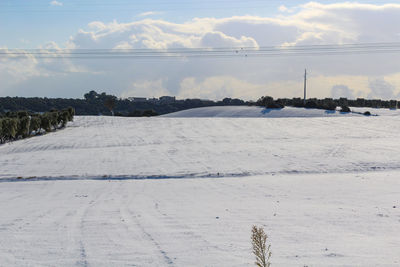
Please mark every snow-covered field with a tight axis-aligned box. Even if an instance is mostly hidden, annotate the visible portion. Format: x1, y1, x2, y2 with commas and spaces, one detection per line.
1, 106, 399, 266
162, 105, 400, 118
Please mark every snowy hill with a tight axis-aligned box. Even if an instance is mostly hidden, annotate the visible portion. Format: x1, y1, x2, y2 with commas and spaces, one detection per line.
163, 105, 400, 118
1, 108, 400, 266
1, 111, 400, 180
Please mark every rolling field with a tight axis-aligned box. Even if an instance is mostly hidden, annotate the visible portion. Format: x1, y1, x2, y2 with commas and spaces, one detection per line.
0, 106, 399, 266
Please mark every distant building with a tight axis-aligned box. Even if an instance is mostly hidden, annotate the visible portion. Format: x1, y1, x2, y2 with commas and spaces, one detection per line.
128, 97, 147, 102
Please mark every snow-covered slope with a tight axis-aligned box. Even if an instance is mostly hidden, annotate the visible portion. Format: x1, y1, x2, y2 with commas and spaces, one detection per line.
1, 172, 399, 266
1, 109, 400, 266
163, 105, 400, 118
1, 113, 400, 179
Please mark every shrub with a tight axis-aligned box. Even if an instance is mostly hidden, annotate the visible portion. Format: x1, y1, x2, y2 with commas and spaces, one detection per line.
59, 110, 70, 128
17, 111, 29, 118
29, 116, 41, 134
340, 106, 351, 113
40, 113, 52, 132
0, 119, 3, 143
16, 116, 31, 138
257, 96, 284, 109
1, 118, 18, 141
364, 111, 371, 116
251, 225, 271, 267
142, 109, 158, 117
305, 100, 317, 109
323, 102, 337, 111
67, 107, 75, 121
128, 110, 142, 117
49, 111, 59, 130
0, 109, 73, 144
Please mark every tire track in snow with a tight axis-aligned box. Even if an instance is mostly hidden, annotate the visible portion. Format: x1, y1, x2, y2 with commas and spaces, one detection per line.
74, 186, 109, 267
118, 184, 175, 266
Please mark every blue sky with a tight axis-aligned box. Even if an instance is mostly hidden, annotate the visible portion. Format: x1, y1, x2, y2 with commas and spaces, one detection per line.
0, 0, 368, 48
1, 1, 400, 99
1, 0, 281, 48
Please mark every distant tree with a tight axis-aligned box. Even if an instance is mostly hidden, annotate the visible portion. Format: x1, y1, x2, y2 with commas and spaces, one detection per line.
17, 111, 29, 118
104, 96, 116, 116
0, 119, 3, 143
67, 107, 75, 121
40, 114, 52, 132
340, 106, 351, 113
29, 116, 41, 134
305, 100, 317, 109
142, 109, 158, 117
128, 110, 142, 117
16, 116, 31, 138
59, 110, 70, 128
257, 96, 284, 109
323, 102, 337, 111
49, 111, 59, 130
84, 90, 99, 101
1, 118, 18, 141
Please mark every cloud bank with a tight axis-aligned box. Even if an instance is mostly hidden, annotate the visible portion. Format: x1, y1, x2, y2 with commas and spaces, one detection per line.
1, 2, 400, 99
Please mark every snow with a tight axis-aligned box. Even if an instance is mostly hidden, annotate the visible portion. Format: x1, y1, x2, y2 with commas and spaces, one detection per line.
1, 109, 400, 179
0, 173, 399, 266
0, 106, 399, 266
162, 105, 400, 118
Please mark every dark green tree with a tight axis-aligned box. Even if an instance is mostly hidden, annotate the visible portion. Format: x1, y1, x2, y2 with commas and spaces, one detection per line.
1, 118, 18, 141
104, 96, 116, 116
40, 114, 52, 132
29, 116, 41, 134
16, 116, 31, 138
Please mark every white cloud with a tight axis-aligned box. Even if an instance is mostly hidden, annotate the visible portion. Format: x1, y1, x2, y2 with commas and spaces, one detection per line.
121, 79, 169, 98
278, 5, 289, 13
331, 85, 355, 99
138, 11, 163, 17
50, 1, 63, 7
2, 2, 400, 99
178, 76, 266, 100
368, 78, 400, 100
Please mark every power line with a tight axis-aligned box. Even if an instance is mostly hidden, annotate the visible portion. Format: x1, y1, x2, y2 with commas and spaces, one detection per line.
1, 42, 400, 59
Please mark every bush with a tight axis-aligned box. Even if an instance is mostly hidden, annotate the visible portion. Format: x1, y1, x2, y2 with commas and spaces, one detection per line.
40, 113, 52, 132
251, 225, 271, 267
0, 119, 2, 143
59, 110, 70, 127
323, 102, 337, 111
67, 107, 75, 120
50, 111, 59, 130
17, 111, 29, 118
0, 108, 74, 144
30, 116, 41, 134
364, 111, 371, 116
142, 109, 158, 117
16, 116, 31, 138
1, 118, 18, 142
340, 106, 351, 113
305, 101, 317, 108
257, 96, 285, 109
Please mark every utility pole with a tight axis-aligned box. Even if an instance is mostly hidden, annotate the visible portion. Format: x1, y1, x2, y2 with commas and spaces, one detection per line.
303, 69, 307, 105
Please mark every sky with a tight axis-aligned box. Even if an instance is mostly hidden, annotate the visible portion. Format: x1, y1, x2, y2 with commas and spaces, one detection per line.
1, 0, 400, 100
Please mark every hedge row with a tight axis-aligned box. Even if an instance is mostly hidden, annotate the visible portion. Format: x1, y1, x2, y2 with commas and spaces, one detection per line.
0, 107, 74, 144
256, 96, 399, 110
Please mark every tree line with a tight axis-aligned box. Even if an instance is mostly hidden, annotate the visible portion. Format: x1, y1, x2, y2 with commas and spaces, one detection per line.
1, 91, 398, 117
256, 96, 398, 113
0, 91, 248, 116
0, 107, 75, 144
